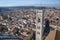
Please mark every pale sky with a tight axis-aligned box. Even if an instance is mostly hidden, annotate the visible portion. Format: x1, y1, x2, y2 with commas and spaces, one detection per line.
0, 0, 60, 7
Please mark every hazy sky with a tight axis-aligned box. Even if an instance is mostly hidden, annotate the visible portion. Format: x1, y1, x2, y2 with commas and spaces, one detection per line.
0, 0, 60, 7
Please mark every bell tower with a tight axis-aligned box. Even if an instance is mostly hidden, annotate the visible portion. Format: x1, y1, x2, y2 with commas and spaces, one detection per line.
36, 9, 44, 40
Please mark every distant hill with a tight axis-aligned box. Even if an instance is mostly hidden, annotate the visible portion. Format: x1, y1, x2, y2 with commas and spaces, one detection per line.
0, 6, 57, 12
